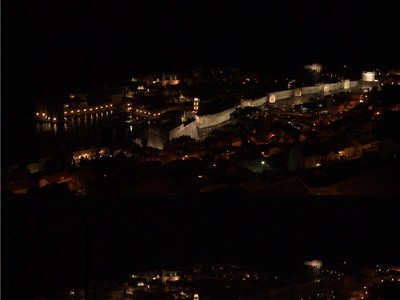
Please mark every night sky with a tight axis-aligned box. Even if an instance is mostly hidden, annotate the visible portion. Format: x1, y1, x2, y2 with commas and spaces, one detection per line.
3, 0, 400, 115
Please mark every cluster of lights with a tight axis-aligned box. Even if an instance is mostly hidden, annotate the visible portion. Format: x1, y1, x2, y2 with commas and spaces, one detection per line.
73, 150, 108, 162
64, 104, 113, 115
135, 109, 162, 117
36, 112, 57, 122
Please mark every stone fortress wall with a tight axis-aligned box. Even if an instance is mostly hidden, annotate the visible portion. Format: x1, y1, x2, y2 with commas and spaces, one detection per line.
195, 107, 239, 129
169, 120, 198, 140
194, 80, 360, 133
156, 78, 365, 147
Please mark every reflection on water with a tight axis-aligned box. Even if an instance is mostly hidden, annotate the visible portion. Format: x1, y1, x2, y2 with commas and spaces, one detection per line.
34, 111, 156, 155
5, 111, 127, 164
36, 111, 113, 135
36, 122, 58, 134
33, 110, 130, 151
6, 110, 154, 164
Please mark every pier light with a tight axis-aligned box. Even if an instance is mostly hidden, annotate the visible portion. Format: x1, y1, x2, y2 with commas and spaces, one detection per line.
77, 110, 80, 113
101, 106, 103, 109
64, 111, 67, 114
53, 117, 57, 121
105, 105, 108, 108
110, 104, 112, 107
36, 112, 39, 116
95, 107, 98, 110
71, 111, 74, 113
90, 108, 93, 111
83, 109, 86, 112
42, 113, 46, 116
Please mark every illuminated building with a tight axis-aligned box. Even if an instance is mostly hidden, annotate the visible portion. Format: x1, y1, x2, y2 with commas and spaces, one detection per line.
162, 270, 182, 283
361, 71, 376, 82
304, 64, 322, 72
193, 97, 200, 113
162, 73, 180, 86
360, 71, 380, 92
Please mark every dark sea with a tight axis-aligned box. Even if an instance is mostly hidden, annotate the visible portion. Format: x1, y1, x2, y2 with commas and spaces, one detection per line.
2, 107, 135, 168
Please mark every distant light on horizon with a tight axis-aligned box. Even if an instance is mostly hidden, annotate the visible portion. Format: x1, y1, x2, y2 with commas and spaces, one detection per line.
304, 260, 322, 269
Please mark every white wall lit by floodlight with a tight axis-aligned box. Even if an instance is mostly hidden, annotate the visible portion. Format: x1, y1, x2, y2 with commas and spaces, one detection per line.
269, 93, 276, 103
362, 71, 376, 82
342, 79, 350, 89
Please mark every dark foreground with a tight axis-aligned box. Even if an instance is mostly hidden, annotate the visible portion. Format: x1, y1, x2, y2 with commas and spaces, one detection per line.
2, 194, 400, 299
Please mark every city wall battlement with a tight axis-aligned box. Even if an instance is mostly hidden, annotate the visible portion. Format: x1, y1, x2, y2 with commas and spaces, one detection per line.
194, 81, 360, 131
151, 80, 365, 147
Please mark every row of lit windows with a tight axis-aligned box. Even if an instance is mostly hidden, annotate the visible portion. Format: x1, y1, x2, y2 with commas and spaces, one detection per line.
64, 104, 113, 115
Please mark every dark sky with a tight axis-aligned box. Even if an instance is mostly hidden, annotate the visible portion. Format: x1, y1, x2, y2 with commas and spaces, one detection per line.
3, 0, 400, 103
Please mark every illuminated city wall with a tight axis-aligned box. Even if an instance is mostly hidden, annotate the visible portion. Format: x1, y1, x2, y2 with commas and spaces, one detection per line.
268, 90, 294, 103
240, 96, 267, 108
341, 80, 359, 90
323, 83, 342, 93
169, 120, 198, 140
161, 80, 363, 142
342, 79, 350, 89
301, 86, 320, 95
196, 81, 362, 129
195, 106, 239, 129
240, 99, 252, 107
250, 96, 267, 107
148, 120, 199, 149
362, 71, 376, 82
349, 81, 358, 88
275, 90, 294, 100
